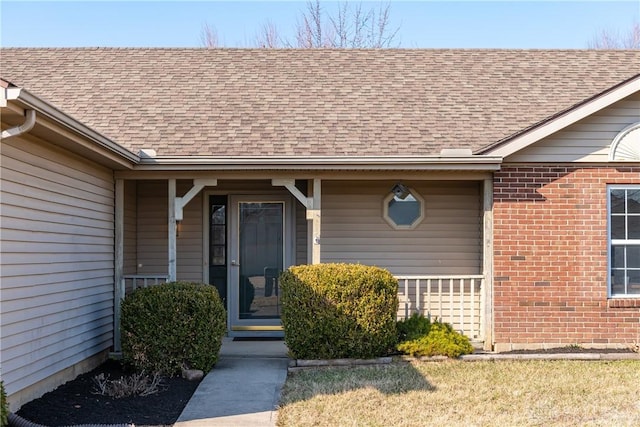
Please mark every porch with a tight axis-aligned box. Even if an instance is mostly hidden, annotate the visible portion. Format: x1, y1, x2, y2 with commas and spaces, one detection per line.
113, 173, 494, 350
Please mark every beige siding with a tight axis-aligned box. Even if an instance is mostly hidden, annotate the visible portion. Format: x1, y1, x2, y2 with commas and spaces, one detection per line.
0, 135, 114, 397
135, 179, 479, 279
136, 180, 203, 282
321, 180, 482, 276
123, 180, 137, 275
506, 93, 640, 162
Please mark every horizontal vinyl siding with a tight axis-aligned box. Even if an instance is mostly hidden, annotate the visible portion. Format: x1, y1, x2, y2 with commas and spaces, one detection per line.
136, 180, 203, 282
321, 180, 482, 276
506, 93, 640, 162
0, 135, 114, 396
123, 181, 137, 275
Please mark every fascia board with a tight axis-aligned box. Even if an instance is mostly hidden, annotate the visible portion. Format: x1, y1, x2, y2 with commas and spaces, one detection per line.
480, 75, 640, 157
7, 87, 139, 164
134, 155, 503, 171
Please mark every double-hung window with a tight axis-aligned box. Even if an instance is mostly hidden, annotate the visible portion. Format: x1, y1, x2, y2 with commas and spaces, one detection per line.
609, 185, 640, 297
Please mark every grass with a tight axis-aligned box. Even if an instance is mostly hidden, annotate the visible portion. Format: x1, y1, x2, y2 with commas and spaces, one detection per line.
277, 360, 640, 426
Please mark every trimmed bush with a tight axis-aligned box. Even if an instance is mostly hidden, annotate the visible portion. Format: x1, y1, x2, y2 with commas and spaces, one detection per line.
397, 320, 474, 358
121, 281, 226, 375
280, 263, 399, 359
397, 312, 432, 342
1, 381, 7, 427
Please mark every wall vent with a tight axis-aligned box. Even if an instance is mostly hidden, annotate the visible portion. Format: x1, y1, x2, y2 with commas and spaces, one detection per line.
609, 121, 640, 161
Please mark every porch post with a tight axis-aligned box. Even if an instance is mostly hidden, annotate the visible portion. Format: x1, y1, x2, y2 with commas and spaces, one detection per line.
168, 179, 177, 282
114, 179, 125, 352
482, 177, 494, 351
310, 178, 321, 264
271, 178, 322, 265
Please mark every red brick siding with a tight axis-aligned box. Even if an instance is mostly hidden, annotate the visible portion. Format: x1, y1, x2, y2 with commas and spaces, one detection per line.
493, 165, 640, 349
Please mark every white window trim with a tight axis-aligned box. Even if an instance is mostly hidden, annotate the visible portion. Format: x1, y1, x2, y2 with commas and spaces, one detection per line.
383, 187, 425, 230
608, 184, 640, 298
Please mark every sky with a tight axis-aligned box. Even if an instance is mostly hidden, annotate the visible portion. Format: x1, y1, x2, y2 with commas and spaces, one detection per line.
1, 1, 639, 49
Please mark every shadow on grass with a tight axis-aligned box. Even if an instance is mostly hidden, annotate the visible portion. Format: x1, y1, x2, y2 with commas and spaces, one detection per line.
281, 361, 434, 405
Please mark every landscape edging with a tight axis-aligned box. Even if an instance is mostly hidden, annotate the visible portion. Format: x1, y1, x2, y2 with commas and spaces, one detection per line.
288, 356, 392, 371
8, 412, 134, 427
287, 352, 640, 370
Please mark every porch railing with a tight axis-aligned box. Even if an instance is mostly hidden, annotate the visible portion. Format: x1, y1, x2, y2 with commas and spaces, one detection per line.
118, 275, 483, 341
122, 274, 169, 295
396, 275, 484, 341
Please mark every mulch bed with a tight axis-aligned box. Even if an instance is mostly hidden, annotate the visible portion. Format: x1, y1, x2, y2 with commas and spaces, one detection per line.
16, 359, 201, 427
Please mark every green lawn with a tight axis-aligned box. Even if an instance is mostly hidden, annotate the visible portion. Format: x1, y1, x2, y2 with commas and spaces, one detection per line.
277, 360, 640, 426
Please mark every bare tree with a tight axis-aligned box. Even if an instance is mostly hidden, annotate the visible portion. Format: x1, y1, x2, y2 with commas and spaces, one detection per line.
294, 0, 399, 48
256, 20, 282, 48
588, 21, 640, 49
200, 23, 219, 48
202, 1, 399, 49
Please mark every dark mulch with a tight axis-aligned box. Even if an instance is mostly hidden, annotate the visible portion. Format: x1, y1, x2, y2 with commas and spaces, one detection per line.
16, 359, 201, 427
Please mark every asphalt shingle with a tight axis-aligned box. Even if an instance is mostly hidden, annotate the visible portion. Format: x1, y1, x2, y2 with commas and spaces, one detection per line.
1, 48, 638, 157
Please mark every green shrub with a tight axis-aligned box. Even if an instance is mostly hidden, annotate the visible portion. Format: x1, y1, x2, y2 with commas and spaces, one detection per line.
397, 321, 474, 358
397, 312, 432, 342
121, 281, 226, 375
280, 263, 399, 359
0, 380, 7, 427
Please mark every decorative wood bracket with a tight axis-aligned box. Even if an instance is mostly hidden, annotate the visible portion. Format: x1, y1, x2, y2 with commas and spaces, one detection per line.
271, 179, 313, 211
272, 178, 322, 263
175, 179, 218, 221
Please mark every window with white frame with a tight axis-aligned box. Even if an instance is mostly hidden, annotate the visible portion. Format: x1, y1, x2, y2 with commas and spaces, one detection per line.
609, 186, 640, 297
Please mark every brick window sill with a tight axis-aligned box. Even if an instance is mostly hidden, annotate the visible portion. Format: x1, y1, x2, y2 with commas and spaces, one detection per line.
608, 298, 640, 308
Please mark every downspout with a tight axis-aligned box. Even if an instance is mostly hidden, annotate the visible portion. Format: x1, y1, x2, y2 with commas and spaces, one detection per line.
1, 109, 36, 140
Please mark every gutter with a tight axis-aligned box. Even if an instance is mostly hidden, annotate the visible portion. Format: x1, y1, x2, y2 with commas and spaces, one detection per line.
1, 84, 139, 163
1, 109, 36, 139
135, 155, 503, 171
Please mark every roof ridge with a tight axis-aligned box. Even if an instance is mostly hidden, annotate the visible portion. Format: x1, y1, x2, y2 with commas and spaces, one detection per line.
3, 47, 639, 53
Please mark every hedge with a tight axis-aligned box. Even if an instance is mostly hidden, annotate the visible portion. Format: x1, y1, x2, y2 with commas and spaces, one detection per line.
121, 281, 226, 375
281, 263, 399, 359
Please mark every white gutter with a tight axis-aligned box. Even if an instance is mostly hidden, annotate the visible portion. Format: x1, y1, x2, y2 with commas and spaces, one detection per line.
1, 109, 36, 140
1, 85, 139, 163
136, 155, 503, 171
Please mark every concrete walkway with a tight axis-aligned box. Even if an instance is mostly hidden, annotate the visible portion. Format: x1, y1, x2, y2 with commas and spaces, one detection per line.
175, 337, 289, 427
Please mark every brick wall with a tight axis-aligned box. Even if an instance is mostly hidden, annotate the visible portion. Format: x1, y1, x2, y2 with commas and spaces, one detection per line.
493, 165, 640, 351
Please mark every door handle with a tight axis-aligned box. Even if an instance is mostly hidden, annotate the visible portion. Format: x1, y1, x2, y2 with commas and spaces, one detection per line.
231, 260, 240, 267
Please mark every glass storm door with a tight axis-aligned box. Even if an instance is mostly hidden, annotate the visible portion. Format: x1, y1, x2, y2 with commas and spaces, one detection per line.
229, 196, 291, 335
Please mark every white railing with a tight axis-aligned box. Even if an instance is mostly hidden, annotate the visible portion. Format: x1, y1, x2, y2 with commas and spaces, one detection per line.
396, 275, 484, 341
122, 274, 169, 295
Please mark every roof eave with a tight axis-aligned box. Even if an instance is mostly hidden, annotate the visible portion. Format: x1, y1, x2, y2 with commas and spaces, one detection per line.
2, 83, 140, 165
133, 155, 503, 171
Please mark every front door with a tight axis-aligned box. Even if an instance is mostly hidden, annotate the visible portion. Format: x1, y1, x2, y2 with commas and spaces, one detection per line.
228, 195, 292, 336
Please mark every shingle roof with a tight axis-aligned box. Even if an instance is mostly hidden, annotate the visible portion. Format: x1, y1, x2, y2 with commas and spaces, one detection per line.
1, 48, 638, 157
